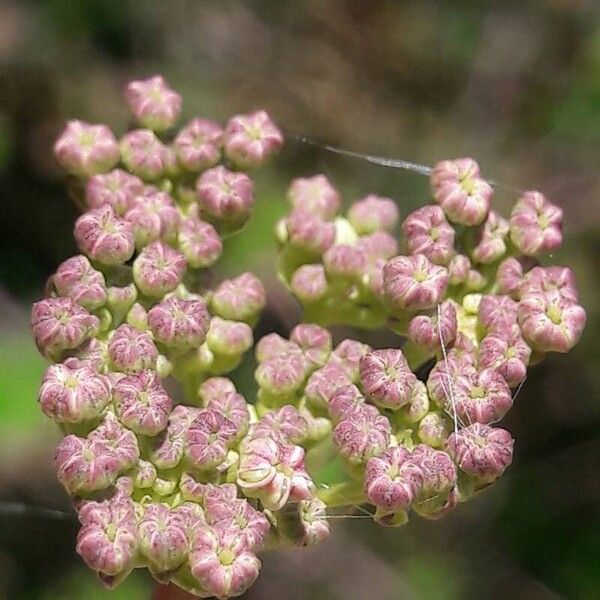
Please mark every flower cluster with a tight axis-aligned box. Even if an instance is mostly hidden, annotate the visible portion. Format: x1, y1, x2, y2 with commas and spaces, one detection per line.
33, 77, 586, 598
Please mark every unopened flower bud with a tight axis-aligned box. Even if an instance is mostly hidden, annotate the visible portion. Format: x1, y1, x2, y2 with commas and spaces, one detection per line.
209, 497, 270, 551
509, 191, 562, 255
290, 323, 332, 369
478, 295, 518, 334
54, 120, 119, 177
431, 157, 492, 226
287, 174, 341, 220
125, 75, 181, 131
495, 257, 523, 297
120, 129, 169, 181
106, 283, 137, 315
133, 241, 186, 298
399, 380, 430, 424
290, 264, 328, 303
86, 169, 144, 216
224, 110, 283, 168
108, 323, 158, 373
329, 339, 373, 382
255, 333, 294, 363
478, 332, 530, 387
52, 255, 107, 310
178, 212, 223, 268
206, 392, 250, 440
134, 459, 157, 488
296, 498, 330, 546
408, 300, 458, 353
74, 205, 135, 266
333, 407, 391, 464
448, 254, 471, 285
520, 265, 579, 304
150, 405, 199, 470
402, 205, 455, 265
418, 412, 450, 447
210, 272, 266, 323
125, 188, 179, 249
305, 364, 352, 410
250, 405, 309, 445
31, 297, 100, 359
446, 423, 514, 485
255, 349, 307, 396
328, 384, 366, 424
384, 254, 449, 311
39, 363, 110, 423
148, 296, 210, 351
89, 412, 140, 470
471, 210, 509, 264
196, 166, 255, 227
323, 244, 366, 280
198, 376, 235, 402
347, 194, 399, 234
206, 317, 253, 356
286, 209, 336, 255
356, 231, 399, 264
174, 118, 223, 171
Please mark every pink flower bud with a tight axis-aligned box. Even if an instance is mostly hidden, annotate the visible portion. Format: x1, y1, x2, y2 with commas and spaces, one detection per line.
180, 475, 237, 507
518, 294, 586, 353
174, 118, 223, 171
106, 283, 138, 314
471, 210, 509, 264
305, 363, 352, 410
431, 157, 492, 226
74, 205, 135, 266
113, 371, 172, 436
125, 75, 182, 131
285, 209, 336, 254
408, 300, 458, 353
138, 503, 189, 573
478, 332, 531, 387
495, 257, 523, 297
290, 323, 332, 369
54, 120, 119, 177
290, 264, 328, 303
134, 459, 157, 488
402, 205, 455, 265
287, 174, 341, 220
125, 188, 180, 249
133, 241, 186, 298
108, 324, 158, 373
426, 354, 476, 409
150, 405, 199, 470
39, 363, 110, 423
55, 435, 120, 494
347, 194, 399, 234
31, 297, 100, 359
186, 409, 238, 470
196, 166, 255, 226
356, 231, 399, 264
209, 498, 270, 551
86, 169, 144, 216
255, 333, 294, 363
190, 527, 261, 599
206, 392, 250, 440
297, 498, 331, 546
89, 412, 140, 470
328, 384, 366, 424
206, 317, 253, 356
250, 405, 309, 445
384, 254, 449, 311
465, 268, 486, 292
364, 446, 423, 512
255, 348, 307, 395
329, 339, 373, 382
418, 412, 450, 447
333, 406, 391, 464
198, 377, 237, 403
224, 110, 283, 168
520, 265, 579, 304
478, 295, 518, 334
359, 349, 417, 410
210, 272, 266, 323
509, 191, 563, 255
64, 337, 108, 372
323, 244, 366, 280
448, 254, 471, 285
178, 212, 223, 268
446, 422, 514, 485
399, 380, 430, 423
76, 495, 137, 577
120, 129, 170, 181
148, 296, 210, 351
52, 255, 107, 310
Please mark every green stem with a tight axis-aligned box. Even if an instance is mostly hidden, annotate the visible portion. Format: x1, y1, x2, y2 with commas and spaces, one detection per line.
316, 481, 367, 508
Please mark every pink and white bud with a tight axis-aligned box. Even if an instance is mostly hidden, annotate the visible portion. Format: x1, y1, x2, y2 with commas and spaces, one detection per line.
399, 380, 430, 424
255, 333, 294, 363
426, 354, 476, 409
125, 75, 182, 131
255, 349, 307, 395
125, 189, 179, 249
224, 110, 283, 168
210, 273, 266, 323
89, 412, 140, 470
418, 412, 451, 447
448, 254, 471, 285
134, 459, 157, 488
446, 422, 514, 485
206, 317, 253, 356
190, 527, 261, 600
54, 120, 119, 177
150, 405, 199, 470
76, 495, 137, 577
174, 118, 223, 171
471, 211, 509, 264
285, 209, 336, 255
196, 166, 255, 227
520, 265, 579, 304
178, 212, 223, 268
323, 244, 366, 280
120, 129, 171, 181
478, 332, 531, 387
305, 363, 352, 410
359, 349, 417, 410
113, 371, 172, 436
509, 191, 563, 255
478, 295, 519, 334
431, 157, 492, 226
518, 294, 586, 353
31, 297, 100, 359
52, 255, 107, 310
328, 384, 366, 424
384, 254, 449, 311
107, 324, 158, 373
198, 377, 237, 404
185, 409, 238, 470
297, 498, 330, 546
347, 194, 399, 234
86, 169, 144, 216
333, 407, 391, 464
495, 257, 524, 297
290, 264, 328, 303
133, 241, 186, 298
356, 231, 399, 264
64, 337, 108, 372
106, 283, 138, 315
329, 339, 373, 382
206, 392, 250, 440
287, 174, 341, 220
402, 205, 455, 265
408, 300, 458, 353
39, 363, 110, 423
180, 476, 237, 508
74, 205, 135, 266
209, 498, 270, 551
290, 323, 332, 369
250, 405, 309, 445
148, 296, 210, 351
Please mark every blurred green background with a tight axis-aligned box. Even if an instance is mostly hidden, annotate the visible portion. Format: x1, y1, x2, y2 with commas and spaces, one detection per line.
1, 1, 599, 599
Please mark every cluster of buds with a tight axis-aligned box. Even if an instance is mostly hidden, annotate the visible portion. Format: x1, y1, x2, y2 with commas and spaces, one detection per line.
33, 77, 586, 598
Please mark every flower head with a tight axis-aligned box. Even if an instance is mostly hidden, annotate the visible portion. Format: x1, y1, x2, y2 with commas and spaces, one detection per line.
133, 241, 187, 298
107, 324, 158, 373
